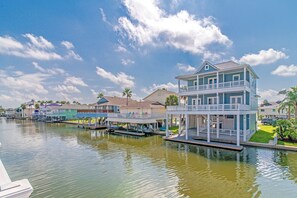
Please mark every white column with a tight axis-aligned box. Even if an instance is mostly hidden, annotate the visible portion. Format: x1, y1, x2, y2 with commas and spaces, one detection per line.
243, 114, 247, 142
178, 80, 180, 93
207, 114, 210, 142
196, 75, 199, 90
185, 114, 188, 140
166, 113, 169, 137
197, 116, 199, 136
178, 114, 181, 135
216, 72, 219, 88
216, 115, 219, 138
237, 113, 240, 146
244, 90, 246, 105
244, 67, 246, 86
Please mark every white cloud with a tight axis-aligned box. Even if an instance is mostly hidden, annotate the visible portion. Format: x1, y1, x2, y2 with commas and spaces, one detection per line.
0, 34, 82, 61
177, 63, 195, 72
53, 85, 81, 94
100, 8, 107, 22
121, 58, 135, 65
24, 34, 54, 49
258, 89, 285, 103
141, 82, 178, 94
101, 88, 123, 97
271, 64, 297, 77
65, 50, 83, 61
96, 66, 135, 88
90, 89, 98, 98
239, 48, 288, 66
61, 41, 74, 49
0, 35, 62, 60
115, 45, 127, 52
64, 76, 88, 87
116, 0, 231, 58
0, 72, 49, 94
33, 62, 66, 75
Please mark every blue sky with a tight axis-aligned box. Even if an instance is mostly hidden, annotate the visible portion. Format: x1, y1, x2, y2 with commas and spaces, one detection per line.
1, 0, 297, 107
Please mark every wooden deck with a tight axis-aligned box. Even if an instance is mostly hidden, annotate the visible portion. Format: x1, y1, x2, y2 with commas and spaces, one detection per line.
110, 130, 146, 137
164, 135, 243, 151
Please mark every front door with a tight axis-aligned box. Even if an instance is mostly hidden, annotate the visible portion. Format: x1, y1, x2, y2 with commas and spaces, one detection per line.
208, 78, 217, 89
208, 97, 217, 105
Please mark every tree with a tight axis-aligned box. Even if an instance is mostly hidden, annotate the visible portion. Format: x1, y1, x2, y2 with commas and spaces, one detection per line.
20, 104, 26, 118
122, 88, 132, 105
34, 103, 40, 109
280, 86, 297, 121
262, 99, 270, 106
97, 92, 104, 99
165, 95, 179, 126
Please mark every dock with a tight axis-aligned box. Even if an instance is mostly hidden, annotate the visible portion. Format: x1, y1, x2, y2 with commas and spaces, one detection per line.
164, 135, 243, 151
110, 130, 146, 137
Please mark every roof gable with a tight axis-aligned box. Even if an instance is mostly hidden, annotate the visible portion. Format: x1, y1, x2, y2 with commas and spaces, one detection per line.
196, 61, 218, 74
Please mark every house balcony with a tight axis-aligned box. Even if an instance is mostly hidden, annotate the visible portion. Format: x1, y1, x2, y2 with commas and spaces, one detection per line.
179, 80, 251, 95
167, 104, 251, 114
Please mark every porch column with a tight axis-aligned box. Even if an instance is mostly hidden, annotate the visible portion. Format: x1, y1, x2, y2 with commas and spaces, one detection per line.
244, 90, 246, 105
237, 113, 240, 146
216, 72, 219, 88
243, 114, 247, 142
244, 66, 246, 86
216, 115, 219, 138
178, 79, 180, 93
196, 115, 199, 136
185, 114, 188, 140
207, 114, 210, 143
196, 74, 199, 90
178, 114, 181, 135
166, 113, 169, 137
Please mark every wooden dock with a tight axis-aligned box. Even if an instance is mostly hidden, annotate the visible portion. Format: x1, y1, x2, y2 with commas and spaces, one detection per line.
164, 136, 243, 151
110, 130, 146, 137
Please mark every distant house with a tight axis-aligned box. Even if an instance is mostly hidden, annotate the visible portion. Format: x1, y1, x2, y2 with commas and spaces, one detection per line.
143, 89, 177, 105
258, 102, 287, 119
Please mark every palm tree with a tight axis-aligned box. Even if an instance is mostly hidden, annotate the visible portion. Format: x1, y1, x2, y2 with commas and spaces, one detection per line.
122, 88, 132, 105
97, 92, 104, 99
20, 104, 26, 118
278, 100, 294, 120
165, 95, 179, 126
279, 86, 297, 121
34, 103, 40, 109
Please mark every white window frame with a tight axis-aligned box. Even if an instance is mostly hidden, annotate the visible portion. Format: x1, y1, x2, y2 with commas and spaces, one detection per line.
233, 74, 240, 81
207, 97, 217, 105
192, 98, 197, 106
208, 77, 217, 85
230, 96, 242, 104
193, 80, 197, 86
205, 65, 209, 70
197, 98, 201, 105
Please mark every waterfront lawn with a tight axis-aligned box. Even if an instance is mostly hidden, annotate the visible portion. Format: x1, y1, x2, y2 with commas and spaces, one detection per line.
278, 140, 297, 147
249, 124, 276, 143
169, 126, 179, 134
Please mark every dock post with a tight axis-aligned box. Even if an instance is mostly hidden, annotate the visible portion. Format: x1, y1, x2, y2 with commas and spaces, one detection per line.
185, 114, 188, 140
243, 114, 247, 142
237, 113, 240, 146
207, 114, 210, 142
216, 115, 219, 138
196, 115, 199, 136
166, 113, 169, 137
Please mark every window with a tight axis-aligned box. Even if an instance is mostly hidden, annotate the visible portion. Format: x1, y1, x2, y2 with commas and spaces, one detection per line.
226, 115, 234, 119
230, 96, 242, 104
193, 80, 197, 86
261, 109, 265, 112
272, 109, 276, 112
205, 65, 209, 70
233, 74, 240, 81
208, 97, 217, 105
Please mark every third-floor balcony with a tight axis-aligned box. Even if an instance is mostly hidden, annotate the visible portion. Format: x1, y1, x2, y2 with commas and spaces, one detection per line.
179, 80, 250, 94
167, 104, 251, 113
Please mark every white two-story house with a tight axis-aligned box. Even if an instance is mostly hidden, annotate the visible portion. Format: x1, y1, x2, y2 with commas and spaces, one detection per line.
166, 61, 258, 146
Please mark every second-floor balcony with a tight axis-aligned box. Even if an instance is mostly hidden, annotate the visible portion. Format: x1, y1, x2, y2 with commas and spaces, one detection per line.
167, 104, 251, 112
179, 80, 250, 93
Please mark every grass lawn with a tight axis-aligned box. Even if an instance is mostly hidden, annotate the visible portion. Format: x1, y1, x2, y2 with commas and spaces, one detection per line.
249, 124, 276, 143
169, 126, 179, 134
278, 140, 297, 147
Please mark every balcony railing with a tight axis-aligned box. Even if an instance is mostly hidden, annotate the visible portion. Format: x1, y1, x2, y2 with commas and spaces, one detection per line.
179, 80, 249, 93
167, 104, 250, 111
107, 113, 165, 119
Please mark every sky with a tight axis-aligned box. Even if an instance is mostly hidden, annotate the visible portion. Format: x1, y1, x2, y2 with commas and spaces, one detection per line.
1, 0, 297, 108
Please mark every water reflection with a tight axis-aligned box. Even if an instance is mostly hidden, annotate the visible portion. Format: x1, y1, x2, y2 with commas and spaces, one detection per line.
1, 119, 297, 197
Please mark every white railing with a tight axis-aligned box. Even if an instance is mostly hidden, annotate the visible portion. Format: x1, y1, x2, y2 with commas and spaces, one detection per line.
107, 113, 165, 119
179, 80, 249, 93
167, 104, 250, 111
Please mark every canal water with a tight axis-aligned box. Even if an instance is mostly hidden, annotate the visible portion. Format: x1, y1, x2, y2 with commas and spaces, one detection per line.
1, 118, 297, 198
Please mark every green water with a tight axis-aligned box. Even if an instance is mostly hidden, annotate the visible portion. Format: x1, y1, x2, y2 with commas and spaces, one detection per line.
1, 118, 297, 198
